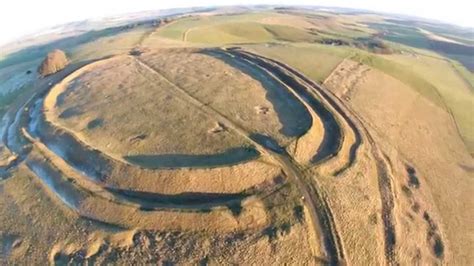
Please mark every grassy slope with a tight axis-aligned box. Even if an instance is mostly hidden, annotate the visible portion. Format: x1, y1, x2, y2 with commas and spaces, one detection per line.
379, 53, 474, 153
186, 22, 274, 44
450, 60, 474, 90
350, 51, 446, 108
248, 43, 349, 83
156, 11, 376, 46
264, 25, 318, 42
157, 13, 270, 41
185, 22, 322, 45
69, 26, 152, 62
156, 12, 323, 45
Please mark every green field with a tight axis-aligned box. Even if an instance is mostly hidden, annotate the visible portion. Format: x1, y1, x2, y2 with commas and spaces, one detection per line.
156, 13, 271, 41
155, 11, 376, 45
184, 22, 274, 44
379, 53, 474, 153
69, 26, 153, 62
247, 43, 350, 83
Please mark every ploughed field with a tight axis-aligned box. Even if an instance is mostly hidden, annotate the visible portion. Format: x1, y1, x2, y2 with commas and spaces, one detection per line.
0, 8, 472, 265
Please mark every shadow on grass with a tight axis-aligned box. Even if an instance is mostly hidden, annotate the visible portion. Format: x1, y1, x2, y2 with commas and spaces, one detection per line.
123, 147, 259, 169
249, 133, 284, 153
107, 187, 249, 207
87, 118, 103, 130
226, 49, 343, 163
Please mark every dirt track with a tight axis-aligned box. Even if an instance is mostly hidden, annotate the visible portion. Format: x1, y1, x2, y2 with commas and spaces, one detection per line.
225, 48, 402, 265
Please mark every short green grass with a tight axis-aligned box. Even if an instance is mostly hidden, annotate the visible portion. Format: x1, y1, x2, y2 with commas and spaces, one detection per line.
378, 52, 474, 153
156, 12, 322, 45
263, 25, 318, 42
350, 51, 446, 108
450, 60, 474, 90
156, 11, 380, 49
69, 26, 152, 62
185, 22, 274, 44
156, 13, 271, 41
247, 43, 350, 83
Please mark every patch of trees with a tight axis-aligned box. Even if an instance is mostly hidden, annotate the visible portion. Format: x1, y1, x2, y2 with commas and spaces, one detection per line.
38, 49, 69, 77
317, 37, 393, 54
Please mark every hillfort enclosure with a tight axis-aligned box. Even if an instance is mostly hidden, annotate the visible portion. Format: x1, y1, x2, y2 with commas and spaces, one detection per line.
0, 6, 472, 265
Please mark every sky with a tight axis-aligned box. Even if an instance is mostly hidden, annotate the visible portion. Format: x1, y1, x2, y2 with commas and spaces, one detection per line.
0, 0, 472, 46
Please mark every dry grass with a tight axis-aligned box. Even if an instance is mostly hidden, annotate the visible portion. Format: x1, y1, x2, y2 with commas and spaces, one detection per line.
0, 165, 313, 264
325, 61, 473, 264
107, 159, 282, 194
311, 157, 385, 265
379, 52, 474, 154
138, 49, 310, 147
2, 9, 472, 265
259, 13, 316, 29
38, 49, 68, 77
46, 55, 248, 159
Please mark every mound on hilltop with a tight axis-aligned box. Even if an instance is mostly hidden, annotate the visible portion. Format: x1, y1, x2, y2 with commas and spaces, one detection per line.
38, 49, 69, 77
